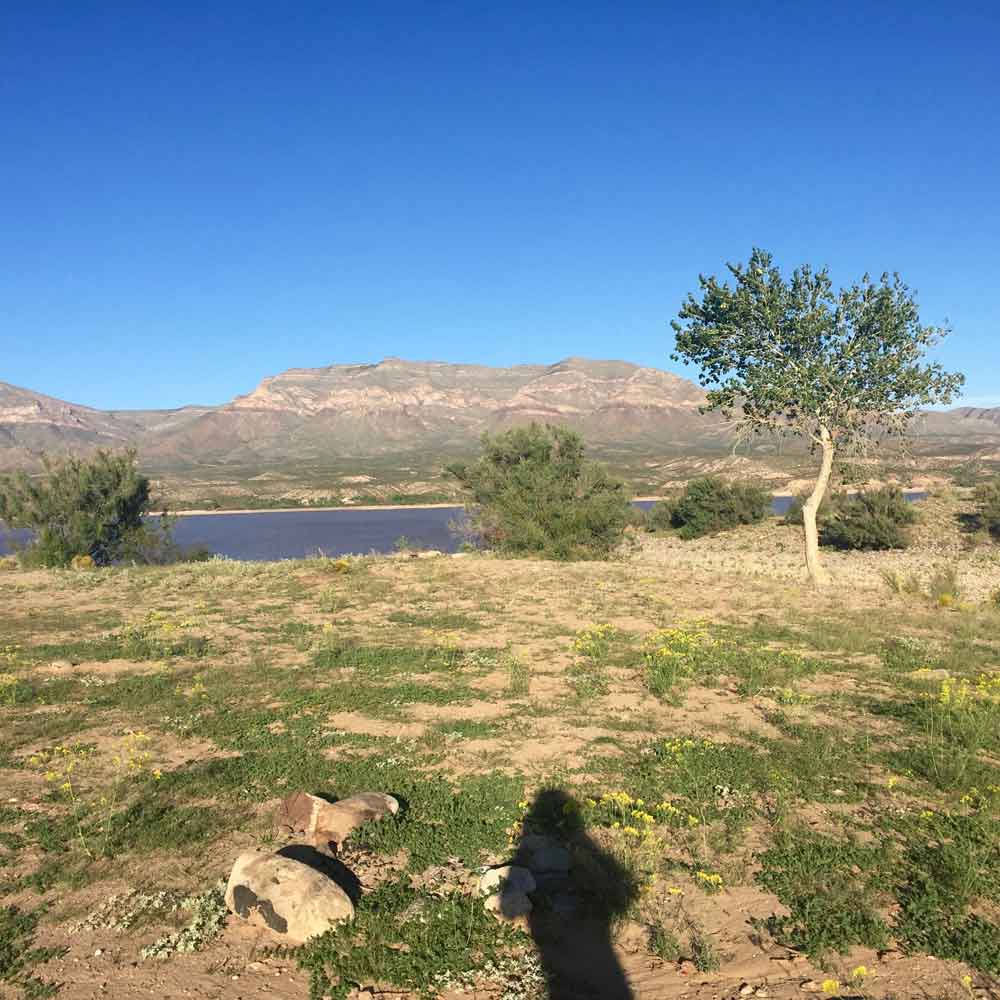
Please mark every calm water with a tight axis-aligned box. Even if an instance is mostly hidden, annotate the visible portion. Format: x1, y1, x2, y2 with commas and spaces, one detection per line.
0, 493, 927, 562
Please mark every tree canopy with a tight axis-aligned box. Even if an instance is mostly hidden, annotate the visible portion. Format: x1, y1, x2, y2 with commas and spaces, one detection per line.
672, 248, 963, 445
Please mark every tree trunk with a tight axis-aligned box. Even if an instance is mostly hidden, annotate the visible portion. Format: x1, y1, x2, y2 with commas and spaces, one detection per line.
802, 428, 835, 587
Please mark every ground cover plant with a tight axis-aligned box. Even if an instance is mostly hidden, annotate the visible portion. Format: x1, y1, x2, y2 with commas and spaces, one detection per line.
1, 494, 999, 998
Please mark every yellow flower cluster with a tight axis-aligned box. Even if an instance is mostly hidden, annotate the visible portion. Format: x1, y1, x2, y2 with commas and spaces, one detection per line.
0, 643, 21, 664
572, 624, 617, 660
695, 870, 723, 891
653, 800, 700, 827
959, 784, 1000, 810
936, 673, 1000, 708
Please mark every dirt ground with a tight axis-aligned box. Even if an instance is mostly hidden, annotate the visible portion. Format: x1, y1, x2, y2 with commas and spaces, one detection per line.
2, 491, 999, 999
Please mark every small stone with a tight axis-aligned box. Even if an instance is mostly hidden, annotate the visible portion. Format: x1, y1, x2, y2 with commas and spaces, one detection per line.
477, 865, 536, 896
225, 851, 354, 945
800, 981, 820, 993
277, 791, 399, 854
484, 890, 532, 922
740, 985, 754, 997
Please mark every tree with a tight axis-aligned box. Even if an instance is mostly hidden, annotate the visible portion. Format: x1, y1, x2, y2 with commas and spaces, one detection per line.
671, 249, 964, 584
447, 423, 631, 559
0, 449, 152, 567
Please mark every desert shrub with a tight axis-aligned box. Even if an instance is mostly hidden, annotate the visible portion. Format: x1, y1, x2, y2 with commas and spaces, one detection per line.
668, 477, 770, 540
819, 487, 916, 551
645, 500, 675, 532
928, 565, 961, 606
881, 568, 923, 596
973, 482, 1000, 540
952, 460, 983, 488
447, 424, 631, 560
0, 449, 156, 567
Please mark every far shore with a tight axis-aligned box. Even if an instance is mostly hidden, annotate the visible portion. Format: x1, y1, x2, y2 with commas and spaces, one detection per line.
155, 487, 927, 518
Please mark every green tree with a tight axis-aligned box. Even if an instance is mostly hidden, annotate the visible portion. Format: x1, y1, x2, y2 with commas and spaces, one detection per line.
672, 249, 963, 584
0, 449, 153, 567
447, 423, 631, 559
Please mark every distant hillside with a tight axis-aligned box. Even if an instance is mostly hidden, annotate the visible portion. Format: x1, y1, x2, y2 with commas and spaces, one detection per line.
3, 359, 999, 478
1, 358, 727, 471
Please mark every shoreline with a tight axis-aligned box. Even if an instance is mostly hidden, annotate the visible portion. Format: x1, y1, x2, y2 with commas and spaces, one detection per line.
155, 487, 927, 518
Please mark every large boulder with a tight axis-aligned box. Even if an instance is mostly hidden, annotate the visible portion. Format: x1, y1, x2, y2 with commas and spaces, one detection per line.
225, 851, 354, 945
276, 791, 399, 854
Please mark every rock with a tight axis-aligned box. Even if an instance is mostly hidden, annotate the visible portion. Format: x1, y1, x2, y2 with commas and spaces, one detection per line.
739, 985, 754, 997
484, 889, 532, 923
225, 851, 354, 945
277, 791, 399, 853
414, 550, 443, 559
800, 981, 820, 993
478, 865, 536, 896
514, 834, 571, 874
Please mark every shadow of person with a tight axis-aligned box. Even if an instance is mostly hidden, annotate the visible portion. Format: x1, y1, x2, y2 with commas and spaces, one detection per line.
515, 788, 636, 1000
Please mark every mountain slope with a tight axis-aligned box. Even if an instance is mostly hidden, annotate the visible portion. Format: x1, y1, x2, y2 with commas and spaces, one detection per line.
3, 360, 999, 474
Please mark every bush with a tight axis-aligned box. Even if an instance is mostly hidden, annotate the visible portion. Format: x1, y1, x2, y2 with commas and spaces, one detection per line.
667, 477, 771, 540
0, 449, 155, 567
818, 487, 916, 551
645, 500, 675, 533
973, 482, 1000, 540
447, 424, 631, 560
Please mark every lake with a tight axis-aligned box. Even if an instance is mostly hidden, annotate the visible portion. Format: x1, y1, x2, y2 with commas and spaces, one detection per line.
0, 493, 927, 562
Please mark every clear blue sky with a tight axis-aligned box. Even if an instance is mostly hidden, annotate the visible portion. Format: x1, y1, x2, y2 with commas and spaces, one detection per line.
2, 2, 997, 410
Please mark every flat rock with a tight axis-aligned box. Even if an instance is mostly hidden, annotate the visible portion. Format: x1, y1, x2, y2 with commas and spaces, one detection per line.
277, 791, 399, 853
225, 851, 354, 945
477, 865, 536, 896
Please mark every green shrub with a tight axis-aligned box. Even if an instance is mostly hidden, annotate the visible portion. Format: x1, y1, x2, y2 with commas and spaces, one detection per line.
645, 500, 675, 532
819, 487, 916, 551
447, 424, 631, 560
973, 481, 1000, 540
0, 449, 155, 567
668, 476, 770, 540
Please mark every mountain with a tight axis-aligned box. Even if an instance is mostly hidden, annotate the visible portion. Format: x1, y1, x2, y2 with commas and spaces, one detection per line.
3, 359, 999, 478
0, 381, 212, 471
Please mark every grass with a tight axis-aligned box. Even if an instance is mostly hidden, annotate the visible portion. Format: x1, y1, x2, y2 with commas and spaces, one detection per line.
2, 509, 1000, 996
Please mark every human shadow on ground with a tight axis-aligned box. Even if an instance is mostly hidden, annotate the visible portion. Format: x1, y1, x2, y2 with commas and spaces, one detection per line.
514, 788, 637, 1000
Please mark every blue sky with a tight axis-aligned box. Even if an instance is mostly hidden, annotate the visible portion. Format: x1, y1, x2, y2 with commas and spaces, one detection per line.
2, 2, 997, 410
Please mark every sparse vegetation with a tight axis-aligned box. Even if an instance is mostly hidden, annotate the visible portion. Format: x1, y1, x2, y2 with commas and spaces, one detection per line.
2, 492, 999, 998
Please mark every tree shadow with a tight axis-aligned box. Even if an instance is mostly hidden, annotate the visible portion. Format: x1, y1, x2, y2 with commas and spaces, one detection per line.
514, 788, 637, 999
